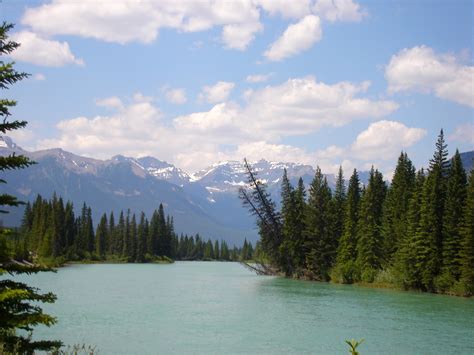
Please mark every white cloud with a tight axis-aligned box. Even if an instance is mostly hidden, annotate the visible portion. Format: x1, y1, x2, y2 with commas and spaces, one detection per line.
20, 0, 367, 55
198, 81, 235, 103
96, 97, 124, 111
264, 15, 322, 61
242, 77, 398, 137
22, 0, 261, 49
165, 88, 187, 105
351, 120, 427, 160
246, 73, 272, 83
256, 0, 312, 19
10, 31, 83, 67
33, 73, 46, 81
313, 0, 367, 22
36, 75, 398, 172
385, 45, 474, 107
38, 95, 166, 160
222, 22, 263, 50
449, 123, 474, 144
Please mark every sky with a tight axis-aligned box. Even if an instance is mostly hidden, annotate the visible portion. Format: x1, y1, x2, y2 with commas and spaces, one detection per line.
1, 0, 473, 177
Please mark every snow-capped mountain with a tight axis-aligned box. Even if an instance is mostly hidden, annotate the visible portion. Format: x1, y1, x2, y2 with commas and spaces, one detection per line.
2, 136, 471, 245
192, 159, 333, 194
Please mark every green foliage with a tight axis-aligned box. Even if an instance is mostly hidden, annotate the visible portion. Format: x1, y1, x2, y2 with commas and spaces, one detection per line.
382, 153, 415, 263
18, 194, 254, 264
333, 169, 361, 282
242, 129, 472, 296
0, 22, 61, 354
459, 169, 474, 295
304, 167, 334, 281
356, 168, 387, 282
439, 150, 467, 289
345, 338, 364, 355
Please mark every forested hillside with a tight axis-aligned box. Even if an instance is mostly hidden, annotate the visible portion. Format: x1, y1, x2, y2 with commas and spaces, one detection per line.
241, 130, 474, 296
10, 196, 254, 264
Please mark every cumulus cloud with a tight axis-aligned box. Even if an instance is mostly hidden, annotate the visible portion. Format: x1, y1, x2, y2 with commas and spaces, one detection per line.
10, 31, 83, 67
264, 15, 322, 61
36, 75, 397, 172
222, 22, 263, 50
449, 123, 474, 144
242, 77, 398, 137
21, 0, 262, 49
385, 45, 474, 107
19, 0, 367, 58
198, 81, 235, 104
313, 0, 367, 22
351, 120, 427, 160
165, 88, 187, 105
256, 0, 312, 19
96, 97, 124, 111
246, 73, 272, 83
38, 95, 166, 159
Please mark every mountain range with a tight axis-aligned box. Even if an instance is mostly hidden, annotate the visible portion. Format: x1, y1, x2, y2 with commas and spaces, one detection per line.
0, 136, 472, 245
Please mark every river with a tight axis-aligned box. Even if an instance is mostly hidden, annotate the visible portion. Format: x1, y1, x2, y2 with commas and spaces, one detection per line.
16, 262, 474, 354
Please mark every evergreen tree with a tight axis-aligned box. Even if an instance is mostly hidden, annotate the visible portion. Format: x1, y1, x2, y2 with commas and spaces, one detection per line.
129, 214, 137, 262
279, 169, 296, 274
439, 150, 467, 287
0, 23, 61, 353
304, 167, 334, 281
107, 212, 115, 255
332, 166, 346, 246
333, 169, 361, 283
459, 169, 474, 295
393, 169, 426, 289
214, 240, 220, 260
95, 214, 108, 259
136, 212, 147, 262
416, 130, 449, 290
382, 152, 415, 262
356, 167, 387, 282
239, 159, 282, 266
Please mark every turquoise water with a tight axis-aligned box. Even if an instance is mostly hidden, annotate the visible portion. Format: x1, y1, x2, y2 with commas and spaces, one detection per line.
14, 262, 474, 354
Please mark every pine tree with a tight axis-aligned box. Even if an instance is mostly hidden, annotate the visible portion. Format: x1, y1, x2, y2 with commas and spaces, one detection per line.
382, 152, 415, 263
149, 210, 159, 256
156, 204, 168, 256
0, 23, 61, 353
214, 240, 220, 260
239, 158, 282, 266
332, 166, 346, 247
439, 150, 467, 288
393, 169, 426, 289
279, 169, 296, 274
292, 178, 307, 270
95, 214, 108, 259
356, 167, 387, 282
129, 214, 137, 262
333, 169, 361, 283
304, 167, 334, 281
107, 211, 115, 255
416, 130, 449, 290
459, 169, 474, 295
136, 212, 146, 262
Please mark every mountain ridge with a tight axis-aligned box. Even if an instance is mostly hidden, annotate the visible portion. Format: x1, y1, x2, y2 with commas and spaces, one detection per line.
1, 136, 472, 245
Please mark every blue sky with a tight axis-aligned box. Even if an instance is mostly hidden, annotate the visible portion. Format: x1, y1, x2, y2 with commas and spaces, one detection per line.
2, 0, 473, 176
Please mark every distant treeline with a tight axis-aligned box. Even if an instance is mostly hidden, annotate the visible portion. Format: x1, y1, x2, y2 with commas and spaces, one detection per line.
240, 130, 474, 296
10, 198, 254, 263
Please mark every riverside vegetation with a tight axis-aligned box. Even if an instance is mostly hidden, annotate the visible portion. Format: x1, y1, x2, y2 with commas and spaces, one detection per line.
240, 131, 474, 296
9, 197, 255, 265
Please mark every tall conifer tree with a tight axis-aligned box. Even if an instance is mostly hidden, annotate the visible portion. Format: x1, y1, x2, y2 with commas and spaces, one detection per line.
440, 150, 467, 286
